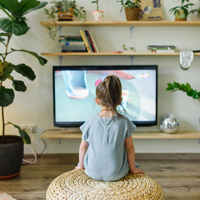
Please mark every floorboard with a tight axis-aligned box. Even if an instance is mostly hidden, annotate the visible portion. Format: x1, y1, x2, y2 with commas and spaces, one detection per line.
0, 153, 200, 200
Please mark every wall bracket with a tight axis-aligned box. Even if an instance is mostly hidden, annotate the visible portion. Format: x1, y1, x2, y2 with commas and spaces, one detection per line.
198, 138, 200, 144
58, 25, 62, 37
129, 25, 134, 38
130, 55, 134, 65
58, 56, 63, 66
59, 138, 62, 144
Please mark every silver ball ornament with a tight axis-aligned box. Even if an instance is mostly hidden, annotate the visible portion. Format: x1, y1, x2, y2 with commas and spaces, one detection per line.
160, 114, 179, 133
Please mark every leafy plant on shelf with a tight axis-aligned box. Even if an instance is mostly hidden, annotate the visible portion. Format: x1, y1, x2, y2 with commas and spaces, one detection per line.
92, 0, 99, 11
0, 0, 48, 144
166, 82, 200, 101
117, 0, 141, 12
44, 0, 87, 40
169, 0, 195, 18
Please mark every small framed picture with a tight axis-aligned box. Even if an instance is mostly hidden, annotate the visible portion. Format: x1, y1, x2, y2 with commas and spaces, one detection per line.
123, 44, 135, 52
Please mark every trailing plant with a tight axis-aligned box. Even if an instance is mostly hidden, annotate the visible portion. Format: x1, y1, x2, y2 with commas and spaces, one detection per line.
44, 0, 87, 40
169, 0, 195, 17
92, 0, 99, 11
166, 82, 200, 102
0, 0, 48, 144
117, 0, 141, 12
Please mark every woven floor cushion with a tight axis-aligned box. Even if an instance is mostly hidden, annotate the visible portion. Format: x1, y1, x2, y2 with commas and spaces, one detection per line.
47, 169, 164, 200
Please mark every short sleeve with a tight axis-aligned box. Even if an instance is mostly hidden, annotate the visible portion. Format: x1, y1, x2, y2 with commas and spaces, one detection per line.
125, 119, 136, 139
80, 120, 90, 141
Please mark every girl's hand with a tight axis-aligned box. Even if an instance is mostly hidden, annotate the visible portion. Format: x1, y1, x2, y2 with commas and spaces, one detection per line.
130, 167, 145, 174
75, 165, 84, 170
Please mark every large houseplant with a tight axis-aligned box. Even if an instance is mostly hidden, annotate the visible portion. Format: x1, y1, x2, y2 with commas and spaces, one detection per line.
117, 0, 141, 21
0, 0, 48, 178
166, 82, 200, 101
169, 0, 195, 21
44, 0, 87, 40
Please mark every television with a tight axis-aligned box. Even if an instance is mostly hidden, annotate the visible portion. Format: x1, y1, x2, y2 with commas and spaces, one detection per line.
53, 65, 158, 127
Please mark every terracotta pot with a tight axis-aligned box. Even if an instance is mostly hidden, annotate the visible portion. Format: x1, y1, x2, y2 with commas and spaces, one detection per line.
125, 7, 141, 21
92, 10, 104, 21
58, 8, 74, 21
175, 9, 187, 21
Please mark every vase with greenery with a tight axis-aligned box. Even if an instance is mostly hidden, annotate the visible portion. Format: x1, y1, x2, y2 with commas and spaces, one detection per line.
166, 82, 200, 101
0, 0, 48, 178
91, 0, 104, 21
117, 0, 141, 21
44, 0, 87, 40
169, 0, 195, 21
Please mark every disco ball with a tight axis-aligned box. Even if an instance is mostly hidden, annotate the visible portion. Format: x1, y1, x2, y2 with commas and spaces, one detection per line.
160, 114, 179, 133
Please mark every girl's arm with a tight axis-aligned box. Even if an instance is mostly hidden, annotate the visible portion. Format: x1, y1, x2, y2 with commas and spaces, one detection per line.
75, 139, 89, 169
125, 136, 144, 174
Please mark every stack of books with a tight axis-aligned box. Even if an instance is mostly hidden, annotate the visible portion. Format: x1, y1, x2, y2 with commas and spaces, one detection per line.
79, 30, 99, 53
148, 45, 176, 53
59, 36, 87, 52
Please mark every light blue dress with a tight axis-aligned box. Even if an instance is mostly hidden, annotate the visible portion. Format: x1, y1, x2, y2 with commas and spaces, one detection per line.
80, 113, 140, 181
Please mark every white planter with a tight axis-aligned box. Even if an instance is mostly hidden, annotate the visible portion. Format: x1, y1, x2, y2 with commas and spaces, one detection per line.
92, 10, 104, 21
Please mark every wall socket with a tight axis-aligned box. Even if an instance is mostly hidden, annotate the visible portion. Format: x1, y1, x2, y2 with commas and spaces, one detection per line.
20, 125, 37, 134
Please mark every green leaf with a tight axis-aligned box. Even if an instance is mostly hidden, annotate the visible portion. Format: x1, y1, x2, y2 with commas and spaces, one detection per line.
11, 63, 36, 81
23, 1, 48, 15
186, 83, 191, 90
11, 48, 47, 65
173, 81, 180, 88
0, 67, 13, 81
0, 0, 19, 16
0, 86, 14, 107
0, 32, 12, 37
187, 90, 194, 97
12, 80, 27, 92
0, 18, 29, 36
7, 122, 31, 144
0, 37, 5, 42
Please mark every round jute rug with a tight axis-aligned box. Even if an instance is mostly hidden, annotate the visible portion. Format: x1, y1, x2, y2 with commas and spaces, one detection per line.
47, 169, 164, 200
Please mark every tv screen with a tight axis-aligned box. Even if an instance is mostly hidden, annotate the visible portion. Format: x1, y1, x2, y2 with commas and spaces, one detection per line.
53, 65, 158, 127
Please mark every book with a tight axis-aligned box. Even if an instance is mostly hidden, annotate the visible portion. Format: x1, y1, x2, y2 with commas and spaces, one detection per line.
150, 49, 175, 53
60, 42, 85, 46
148, 45, 176, 50
89, 31, 99, 53
84, 30, 95, 52
59, 36, 83, 42
62, 50, 87, 52
79, 30, 91, 53
86, 30, 97, 52
61, 45, 86, 51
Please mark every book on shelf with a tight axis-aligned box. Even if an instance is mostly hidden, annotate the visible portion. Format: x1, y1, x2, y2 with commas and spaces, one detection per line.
60, 41, 85, 46
61, 45, 86, 51
59, 36, 83, 42
89, 31, 99, 53
150, 49, 175, 53
148, 45, 176, 50
79, 30, 92, 53
62, 50, 87, 52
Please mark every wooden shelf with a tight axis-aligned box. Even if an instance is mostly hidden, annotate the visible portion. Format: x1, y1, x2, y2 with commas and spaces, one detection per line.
41, 129, 200, 139
40, 21, 200, 27
41, 52, 200, 57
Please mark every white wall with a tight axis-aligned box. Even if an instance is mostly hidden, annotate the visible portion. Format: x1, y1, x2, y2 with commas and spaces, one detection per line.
1, 0, 200, 153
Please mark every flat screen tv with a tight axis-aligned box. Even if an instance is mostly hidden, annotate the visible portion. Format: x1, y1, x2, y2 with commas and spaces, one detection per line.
53, 65, 158, 127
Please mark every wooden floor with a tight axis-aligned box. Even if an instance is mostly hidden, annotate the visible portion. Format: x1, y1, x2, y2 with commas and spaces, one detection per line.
0, 153, 200, 200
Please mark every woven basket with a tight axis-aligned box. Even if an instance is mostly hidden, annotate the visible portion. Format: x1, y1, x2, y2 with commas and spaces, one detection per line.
58, 8, 74, 21
47, 169, 164, 200
125, 7, 141, 21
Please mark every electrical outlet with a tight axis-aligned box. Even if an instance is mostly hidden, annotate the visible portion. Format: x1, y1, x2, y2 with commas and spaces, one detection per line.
20, 125, 37, 134
20, 125, 28, 132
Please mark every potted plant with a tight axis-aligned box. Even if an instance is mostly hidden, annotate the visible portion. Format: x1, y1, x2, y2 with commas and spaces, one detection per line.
166, 82, 200, 101
117, 0, 141, 21
44, 0, 87, 40
0, 0, 48, 179
169, 0, 195, 21
92, 0, 104, 21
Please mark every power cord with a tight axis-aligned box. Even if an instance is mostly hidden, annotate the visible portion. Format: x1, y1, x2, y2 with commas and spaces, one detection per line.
22, 128, 67, 166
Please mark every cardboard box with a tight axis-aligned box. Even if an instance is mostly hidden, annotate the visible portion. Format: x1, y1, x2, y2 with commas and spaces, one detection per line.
139, 0, 163, 21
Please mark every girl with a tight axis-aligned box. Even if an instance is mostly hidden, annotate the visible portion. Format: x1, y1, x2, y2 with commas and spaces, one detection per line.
75, 75, 144, 181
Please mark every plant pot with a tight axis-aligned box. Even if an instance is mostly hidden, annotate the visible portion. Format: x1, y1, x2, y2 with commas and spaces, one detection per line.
0, 136, 23, 179
92, 10, 104, 21
58, 8, 74, 21
175, 9, 187, 21
125, 7, 141, 21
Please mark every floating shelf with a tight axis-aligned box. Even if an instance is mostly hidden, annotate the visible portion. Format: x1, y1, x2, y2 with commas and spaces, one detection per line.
40, 21, 200, 27
41, 129, 200, 139
41, 52, 200, 57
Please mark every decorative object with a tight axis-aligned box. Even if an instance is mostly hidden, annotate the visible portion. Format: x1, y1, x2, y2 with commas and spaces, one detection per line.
160, 114, 179, 134
92, 0, 104, 21
46, 169, 164, 200
0, 0, 48, 178
123, 43, 135, 52
169, 0, 195, 21
117, 0, 141, 21
166, 82, 200, 102
179, 51, 194, 70
44, 0, 87, 39
0, 191, 16, 200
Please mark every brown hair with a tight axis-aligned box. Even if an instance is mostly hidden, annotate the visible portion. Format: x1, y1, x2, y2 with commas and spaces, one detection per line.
96, 75, 124, 116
